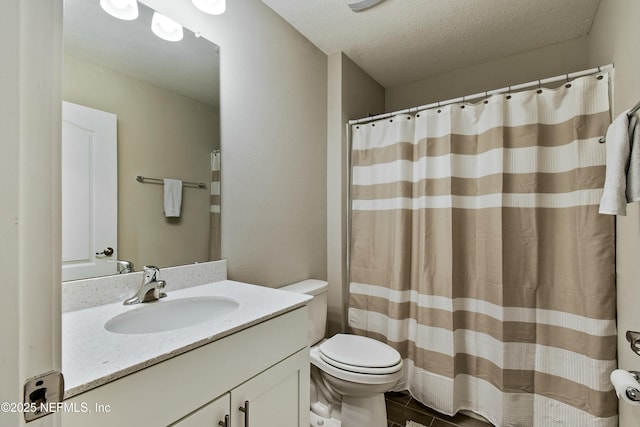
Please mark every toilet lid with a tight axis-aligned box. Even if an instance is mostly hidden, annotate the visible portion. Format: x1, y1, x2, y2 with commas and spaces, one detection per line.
318, 334, 402, 373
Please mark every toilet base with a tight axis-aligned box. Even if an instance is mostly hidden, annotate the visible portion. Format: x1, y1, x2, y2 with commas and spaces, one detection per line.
310, 410, 340, 427
308, 340, 401, 427
309, 394, 389, 427
340, 394, 387, 427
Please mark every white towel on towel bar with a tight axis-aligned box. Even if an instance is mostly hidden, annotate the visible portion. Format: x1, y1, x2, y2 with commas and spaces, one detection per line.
599, 110, 640, 215
163, 178, 182, 217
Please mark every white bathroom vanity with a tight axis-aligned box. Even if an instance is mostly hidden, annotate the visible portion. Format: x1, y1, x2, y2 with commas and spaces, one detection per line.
60, 276, 311, 427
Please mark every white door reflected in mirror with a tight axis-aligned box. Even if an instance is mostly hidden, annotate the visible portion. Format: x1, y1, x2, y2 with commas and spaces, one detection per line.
62, 101, 118, 281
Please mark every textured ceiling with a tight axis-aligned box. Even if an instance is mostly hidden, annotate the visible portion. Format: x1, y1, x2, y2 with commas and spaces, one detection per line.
261, 0, 601, 88
64, 0, 220, 107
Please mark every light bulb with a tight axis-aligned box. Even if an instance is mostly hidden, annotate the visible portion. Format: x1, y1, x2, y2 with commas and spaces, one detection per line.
110, 0, 129, 9
99, 0, 139, 20
151, 12, 184, 42
192, 0, 226, 15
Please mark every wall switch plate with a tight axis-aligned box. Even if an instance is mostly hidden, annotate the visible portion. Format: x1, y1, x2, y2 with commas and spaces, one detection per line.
23, 371, 64, 422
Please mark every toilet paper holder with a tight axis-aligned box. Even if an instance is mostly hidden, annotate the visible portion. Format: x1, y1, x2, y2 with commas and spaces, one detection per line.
625, 371, 640, 402
626, 330, 640, 356
621, 331, 640, 402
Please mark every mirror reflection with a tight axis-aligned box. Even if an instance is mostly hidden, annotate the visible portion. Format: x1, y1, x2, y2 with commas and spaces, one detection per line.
62, 0, 221, 281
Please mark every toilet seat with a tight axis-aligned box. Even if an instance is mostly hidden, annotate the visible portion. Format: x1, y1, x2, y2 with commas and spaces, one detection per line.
318, 334, 402, 375
310, 346, 403, 385
310, 334, 403, 385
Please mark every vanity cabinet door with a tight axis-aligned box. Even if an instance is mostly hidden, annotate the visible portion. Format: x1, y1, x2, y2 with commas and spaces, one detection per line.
231, 349, 309, 427
171, 393, 230, 427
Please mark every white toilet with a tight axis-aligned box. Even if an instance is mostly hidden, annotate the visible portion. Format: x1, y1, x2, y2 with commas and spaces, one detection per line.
280, 279, 403, 427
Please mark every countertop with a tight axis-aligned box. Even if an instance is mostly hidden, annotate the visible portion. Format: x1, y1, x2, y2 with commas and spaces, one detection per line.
62, 280, 311, 398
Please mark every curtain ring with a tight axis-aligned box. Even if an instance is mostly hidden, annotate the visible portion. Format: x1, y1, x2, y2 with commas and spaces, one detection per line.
565, 74, 572, 88
484, 91, 489, 104
537, 80, 542, 94
506, 86, 512, 100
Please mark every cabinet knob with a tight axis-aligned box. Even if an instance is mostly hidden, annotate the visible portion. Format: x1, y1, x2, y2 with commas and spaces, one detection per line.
238, 400, 249, 426
218, 414, 229, 427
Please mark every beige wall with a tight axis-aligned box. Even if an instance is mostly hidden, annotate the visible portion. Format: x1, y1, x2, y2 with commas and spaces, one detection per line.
63, 54, 220, 270
142, 0, 328, 287
327, 52, 384, 335
386, 37, 589, 112
588, 0, 640, 425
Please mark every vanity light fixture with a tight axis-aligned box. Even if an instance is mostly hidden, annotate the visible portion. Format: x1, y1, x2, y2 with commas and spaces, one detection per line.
99, 0, 139, 20
151, 12, 184, 42
192, 0, 226, 15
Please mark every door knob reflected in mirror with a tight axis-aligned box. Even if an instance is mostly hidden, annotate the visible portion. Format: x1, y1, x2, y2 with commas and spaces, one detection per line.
96, 247, 114, 257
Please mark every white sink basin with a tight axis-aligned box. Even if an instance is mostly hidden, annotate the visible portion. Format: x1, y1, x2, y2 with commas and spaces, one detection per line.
104, 296, 239, 334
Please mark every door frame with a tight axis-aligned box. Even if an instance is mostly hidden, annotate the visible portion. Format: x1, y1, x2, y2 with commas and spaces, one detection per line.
0, 1, 63, 426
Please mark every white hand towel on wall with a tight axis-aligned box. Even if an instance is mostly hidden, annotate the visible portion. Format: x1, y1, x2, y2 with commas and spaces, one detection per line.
625, 112, 640, 202
599, 110, 640, 215
163, 178, 182, 217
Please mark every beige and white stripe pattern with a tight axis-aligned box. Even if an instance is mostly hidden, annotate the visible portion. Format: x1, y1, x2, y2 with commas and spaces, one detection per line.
349, 73, 616, 426
209, 151, 221, 260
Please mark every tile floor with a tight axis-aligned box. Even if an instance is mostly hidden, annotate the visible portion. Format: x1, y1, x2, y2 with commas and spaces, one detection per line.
386, 392, 492, 427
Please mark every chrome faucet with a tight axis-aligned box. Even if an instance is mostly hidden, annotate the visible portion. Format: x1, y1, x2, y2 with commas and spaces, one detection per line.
109, 259, 135, 274
123, 265, 167, 305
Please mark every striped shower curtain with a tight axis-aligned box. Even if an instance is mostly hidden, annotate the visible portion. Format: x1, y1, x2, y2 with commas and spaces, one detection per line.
209, 150, 221, 260
348, 73, 617, 426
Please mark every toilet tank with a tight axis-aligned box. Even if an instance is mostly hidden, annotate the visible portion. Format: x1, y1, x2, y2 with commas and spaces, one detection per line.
279, 279, 328, 345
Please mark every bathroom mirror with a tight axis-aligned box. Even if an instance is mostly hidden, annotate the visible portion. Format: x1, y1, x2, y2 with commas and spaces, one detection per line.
63, 0, 221, 281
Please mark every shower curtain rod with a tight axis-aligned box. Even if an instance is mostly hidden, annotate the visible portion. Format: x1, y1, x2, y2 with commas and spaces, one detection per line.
348, 64, 614, 125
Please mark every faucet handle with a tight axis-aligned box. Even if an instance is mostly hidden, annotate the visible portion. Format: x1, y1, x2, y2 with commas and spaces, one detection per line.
142, 265, 160, 283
